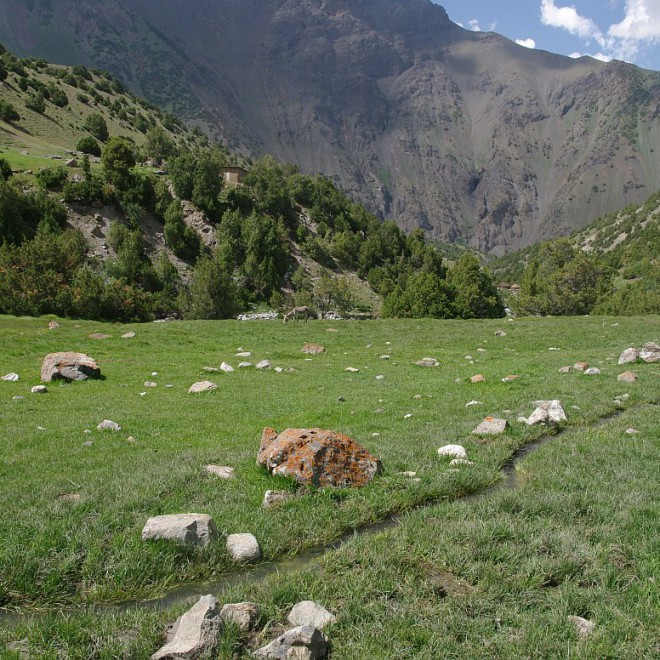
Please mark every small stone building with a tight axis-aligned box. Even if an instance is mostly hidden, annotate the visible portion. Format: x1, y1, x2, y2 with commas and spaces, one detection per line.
220, 166, 247, 186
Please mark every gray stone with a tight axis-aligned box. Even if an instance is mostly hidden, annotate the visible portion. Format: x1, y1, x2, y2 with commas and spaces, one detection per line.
253, 626, 328, 659
558, 366, 572, 374
41, 352, 100, 382
144, 381, 158, 388
31, 385, 47, 394
220, 602, 259, 632
220, 362, 235, 373
238, 362, 253, 369
567, 615, 596, 638
263, 490, 294, 508
617, 347, 639, 365
524, 407, 549, 425
188, 381, 218, 393
236, 351, 252, 357
415, 357, 439, 367
640, 342, 660, 363
465, 400, 482, 407
226, 533, 261, 562
495, 330, 507, 337
152, 594, 221, 659
12, 396, 23, 400
121, 332, 136, 339
142, 513, 218, 547
437, 444, 468, 460
2, 372, 19, 381
573, 361, 589, 372
533, 400, 567, 424
617, 371, 638, 383
256, 360, 271, 370
584, 368, 601, 376
97, 419, 121, 431
449, 458, 474, 466
473, 418, 508, 435
288, 601, 336, 630
205, 465, 235, 479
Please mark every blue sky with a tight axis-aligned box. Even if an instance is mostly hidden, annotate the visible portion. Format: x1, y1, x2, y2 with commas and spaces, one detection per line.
434, 0, 660, 71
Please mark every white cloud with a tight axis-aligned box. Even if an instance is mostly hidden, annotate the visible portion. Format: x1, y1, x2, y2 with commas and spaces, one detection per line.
608, 0, 660, 40
516, 38, 537, 48
540, 0, 606, 45
468, 19, 481, 31
569, 51, 614, 62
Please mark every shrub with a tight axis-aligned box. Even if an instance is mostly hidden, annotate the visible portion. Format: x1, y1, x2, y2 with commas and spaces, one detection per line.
25, 92, 46, 113
35, 166, 68, 190
76, 136, 101, 156
0, 100, 20, 122
0, 157, 11, 181
84, 112, 109, 142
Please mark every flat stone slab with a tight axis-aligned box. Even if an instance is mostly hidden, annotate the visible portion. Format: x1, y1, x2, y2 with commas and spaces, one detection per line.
226, 533, 261, 562
258, 427, 382, 488
253, 626, 328, 659
288, 601, 336, 630
473, 418, 508, 435
152, 594, 221, 659
142, 513, 218, 547
188, 381, 218, 393
41, 352, 100, 382
438, 444, 468, 460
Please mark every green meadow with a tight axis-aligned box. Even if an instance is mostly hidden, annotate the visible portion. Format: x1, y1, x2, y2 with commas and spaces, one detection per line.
0, 314, 658, 657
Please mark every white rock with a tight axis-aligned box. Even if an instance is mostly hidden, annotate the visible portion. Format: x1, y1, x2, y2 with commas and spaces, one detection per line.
438, 444, 468, 460
465, 400, 482, 407
31, 385, 47, 394
144, 381, 158, 388
188, 381, 217, 393
142, 513, 218, 547
449, 458, 474, 466
220, 362, 234, 373
152, 594, 221, 660
97, 419, 121, 431
415, 357, 439, 367
226, 533, 261, 562
238, 362, 253, 368
618, 347, 639, 365
253, 626, 328, 659
2, 373, 19, 381
256, 360, 271, 370
220, 602, 259, 632
274, 367, 283, 373
625, 427, 639, 435
524, 407, 549, 425
236, 351, 252, 358
584, 368, 601, 376
288, 601, 337, 630
404, 413, 412, 419
375, 375, 385, 380
399, 471, 417, 477
548, 347, 560, 351
477, 348, 486, 353
568, 615, 596, 638
121, 331, 136, 339
533, 400, 567, 424
205, 465, 235, 479
345, 367, 359, 372
380, 355, 390, 360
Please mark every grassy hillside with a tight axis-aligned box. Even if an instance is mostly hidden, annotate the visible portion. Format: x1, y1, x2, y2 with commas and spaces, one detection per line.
0, 314, 658, 656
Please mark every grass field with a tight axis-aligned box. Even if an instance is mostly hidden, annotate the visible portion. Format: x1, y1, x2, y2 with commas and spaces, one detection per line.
0, 314, 658, 657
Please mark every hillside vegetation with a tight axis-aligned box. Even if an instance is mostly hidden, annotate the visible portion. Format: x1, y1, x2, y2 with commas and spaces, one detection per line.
0, 45, 504, 323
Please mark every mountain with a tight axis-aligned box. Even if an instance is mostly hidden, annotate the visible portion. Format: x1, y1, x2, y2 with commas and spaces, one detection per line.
1, 0, 659, 255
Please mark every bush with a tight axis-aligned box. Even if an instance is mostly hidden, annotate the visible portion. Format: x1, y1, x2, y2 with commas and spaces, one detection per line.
0, 100, 20, 122
76, 136, 101, 156
25, 92, 46, 114
84, 112, 109, 142
0, 157, 11, 181
35, 166, 69, 190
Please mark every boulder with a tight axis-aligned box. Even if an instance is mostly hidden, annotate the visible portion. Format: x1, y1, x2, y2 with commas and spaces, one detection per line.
220, 362, 235, 373
584, 368, 601, 376
41, 352, 101, 382
152, 594, 221, 659
31, 385, 48, 394
495, 330, 507, 337
188, 381, 218, 393
257, 427, 382, 488
640, 341, 660, 363
617, 347, 639, 365
473, 418, 508, 435
142, 513, 218, 547
415, 357, 439, 367
617, 371, 638, 383
253, 626, 328, 659
256, 360, 271, 370
288, 602, 336, 630
301, 343, 326, 355
567, 615, 596, 638
97, 419, 121, 431
237, 362, 253, 369
437, 445, 468, 460
2, 372, 19, 381
226, 533, 261, 562
48, 320, 60, 330
220, 602, 259, 632
205, 465, 235, 479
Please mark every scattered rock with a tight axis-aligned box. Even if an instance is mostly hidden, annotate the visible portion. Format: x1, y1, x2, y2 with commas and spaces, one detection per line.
288, 601, 336, 630
413, 394, 422, 400
404, 413, 413, 419
121, 331, 136, 339
548, 347, 560, 351
558, 366, 572, 374
41, 352, 100, 382
142, 513, 218, 547
226, 533, 261, 562
144, 381, 158, 388
205, 465, 235, 479
152, 594, 221, 660
477, 348, 486, 353
495, 330, 507, 337
473, 417, 508, 435
470, 374, 485, 383
399, 471, 417, 477
625, 427, 639, 435
58, 493, 81, 502
31, 385, 47, 394
203, 366, 220, 372
617, 371, 638, 383
501, 374, 519, 382
617, 347, 639, 365
256, 360, 271, 370
345, 367, 359, 373
82, 440, 94, 447
127, 436, 136, 443
274, 367, 283, 373
573, 361, 589, 372
337, 395, 346, 402
375, 375, 385, 380
449, 458, 474, 466
220, 602, 259, 632
567, 615, 596, 638
238, 362, 253, 368
615, 393, 630, 402
465, 400, 482, 407
533, 400, 567, 424
2, 373, 19, 381
584, 368, 601, 376
253, 626, 328, 659
437, 445, 468, 460
220, 362, 235, 373
236, 351, 252, 357
257, 427, 382, 488
12, 396, 24, 400
379, 354, 390, 360
302, 343, 326, 355
263, 490, 294, 508
188, 381, 218, 393
640, 341, 660, 363
97, 419, 121, 431
48, 320, 60, 330
415, 357, 439, 367
88, 333, 111, 340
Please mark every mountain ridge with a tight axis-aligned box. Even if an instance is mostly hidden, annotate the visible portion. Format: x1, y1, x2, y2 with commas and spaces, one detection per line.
0, 0, 659, 254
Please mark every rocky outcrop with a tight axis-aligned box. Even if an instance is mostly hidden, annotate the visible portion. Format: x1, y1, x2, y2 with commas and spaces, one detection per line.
41, 352, 100, 382
258, 428, 382, 488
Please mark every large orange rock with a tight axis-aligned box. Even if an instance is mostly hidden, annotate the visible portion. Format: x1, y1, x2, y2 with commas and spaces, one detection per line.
41, 352, 101, 382
257, 427, 382, 488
